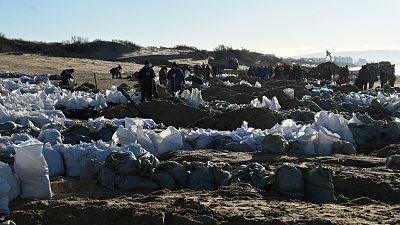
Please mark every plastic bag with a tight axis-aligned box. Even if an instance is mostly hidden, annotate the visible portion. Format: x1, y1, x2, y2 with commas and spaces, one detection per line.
0, 162, 20, 201
14, 139, 53, 199
157, 126, 183, 155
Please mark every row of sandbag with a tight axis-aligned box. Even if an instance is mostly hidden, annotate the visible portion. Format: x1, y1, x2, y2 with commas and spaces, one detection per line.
95, 151, 335, 203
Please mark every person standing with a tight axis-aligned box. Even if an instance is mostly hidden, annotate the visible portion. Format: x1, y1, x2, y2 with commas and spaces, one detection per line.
167, 62, 185, 94
358, 65, 370, 91
138, 60, 155, 102
158, 66, 168, 85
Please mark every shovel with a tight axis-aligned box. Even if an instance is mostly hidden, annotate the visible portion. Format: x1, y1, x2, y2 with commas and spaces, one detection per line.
117, 87, 146, 118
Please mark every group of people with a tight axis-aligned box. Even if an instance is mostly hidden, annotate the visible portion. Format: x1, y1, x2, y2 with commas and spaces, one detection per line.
355, 65, 396, 90
138, 61, 186, 102
193, 64, 212, 80
247, 64, 304, 80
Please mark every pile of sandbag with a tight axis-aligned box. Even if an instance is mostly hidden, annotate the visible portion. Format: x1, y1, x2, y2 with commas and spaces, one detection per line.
271, 164, 335, 203
230, 162, 273, 189
349, 120, 400, 146
98, 151, 160, 191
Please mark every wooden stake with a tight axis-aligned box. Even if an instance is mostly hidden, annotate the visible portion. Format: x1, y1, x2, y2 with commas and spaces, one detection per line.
94, 72, 98, 89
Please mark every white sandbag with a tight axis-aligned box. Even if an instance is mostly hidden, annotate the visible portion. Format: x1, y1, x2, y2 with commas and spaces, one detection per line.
0, 162, 20, 201
61, 144, 100, 177
297, 133, 317, 155
14, 139, 53, 199
317, 127, 340, 155
283, 88, 294, 99
348, 113, 363, 125
270, 96, 281, 111
135, 127, 155, 153
157, 126, 183, 155
250, 98, 262, 108
261, 96, 271, 108
254, 82, 262, 88
42, 144, 65, 177
112, 126, 137, 146
37, 129, 62, 145
0, 178, 10, 214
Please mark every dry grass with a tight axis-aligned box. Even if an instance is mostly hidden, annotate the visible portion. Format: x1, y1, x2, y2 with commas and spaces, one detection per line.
0, 53, 148, 92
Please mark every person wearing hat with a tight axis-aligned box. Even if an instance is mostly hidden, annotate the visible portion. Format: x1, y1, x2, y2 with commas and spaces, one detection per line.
138, 60, 156, 102
167, 62, 185, 94
110, 65, 122, 79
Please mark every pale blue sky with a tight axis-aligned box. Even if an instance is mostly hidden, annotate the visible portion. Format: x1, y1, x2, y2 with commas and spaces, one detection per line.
0, 0, 399, 56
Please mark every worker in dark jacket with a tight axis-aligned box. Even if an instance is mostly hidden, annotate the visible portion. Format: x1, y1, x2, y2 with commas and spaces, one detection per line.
274, 66, 281, 79
138, 60, 155, 102
357, 65, 370, 90
167, 62, 185, 94
110, 65, 122, 79
60, 68, 74, 90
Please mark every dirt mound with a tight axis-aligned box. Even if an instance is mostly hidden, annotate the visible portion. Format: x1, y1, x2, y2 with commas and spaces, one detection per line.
225, 85, 261, 94
116, 83, 133, 91
366, 100, 391, 120
98, 100, 209, 128
333, 84, 360, 93
205, 91, 254, 105
74, 82, 100, 93
371, 144, 400, 158
192, 107, 285, 130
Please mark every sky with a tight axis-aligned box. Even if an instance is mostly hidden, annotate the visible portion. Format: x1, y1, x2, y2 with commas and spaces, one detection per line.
0, 0, 399, 57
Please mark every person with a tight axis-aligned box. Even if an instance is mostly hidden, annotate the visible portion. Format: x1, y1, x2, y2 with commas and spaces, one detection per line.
187, 75, 204, 86
204, 65, 211, 80
340, 65, 350, 84
247, 66, 256, 77
368, 67, 378, 89
167, 62, 185, 94
274, 66, 281, 79
255, 64, 267, 79
267, 65, 274, 79
388, 65, 396, 87
138, 60, 156, 102
379, 70, 386, 87
60, 68, 75, 90
110, 65, 122, 79
357, 65, 370, 90
158, 66, 168, 85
